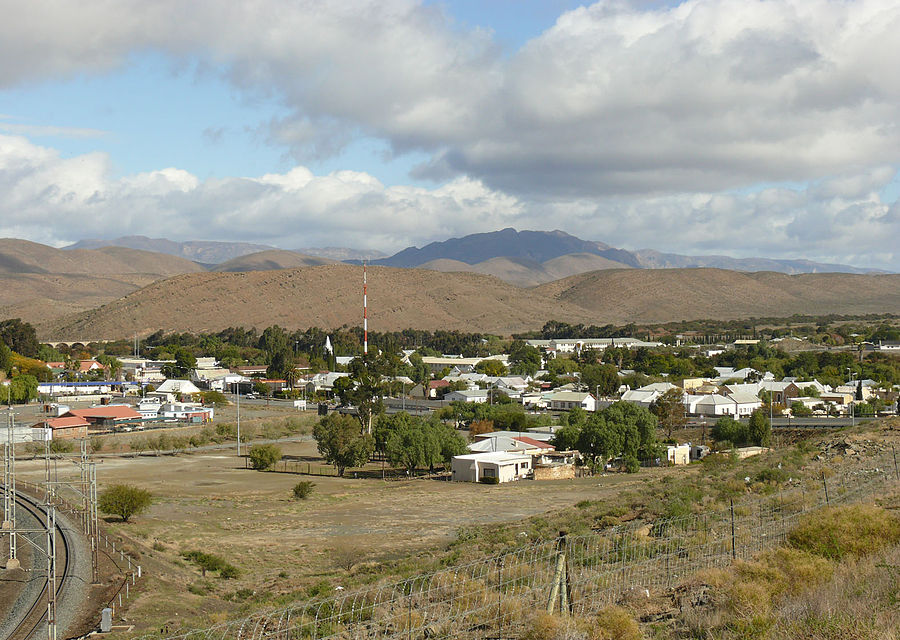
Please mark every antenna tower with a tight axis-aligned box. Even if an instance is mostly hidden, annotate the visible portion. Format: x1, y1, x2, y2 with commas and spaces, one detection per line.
363, 262, 368, 355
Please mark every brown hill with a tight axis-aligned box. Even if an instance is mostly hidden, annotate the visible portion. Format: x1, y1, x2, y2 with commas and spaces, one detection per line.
0, 238, 204, 276
419, 253, 630, 287
38, 266, 900, 340
40, 265, 595, 339
212, 250, 336, 272
535, 268, 900, 324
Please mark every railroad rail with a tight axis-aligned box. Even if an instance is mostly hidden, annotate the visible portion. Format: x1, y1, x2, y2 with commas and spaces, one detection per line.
5, 490, 72, 640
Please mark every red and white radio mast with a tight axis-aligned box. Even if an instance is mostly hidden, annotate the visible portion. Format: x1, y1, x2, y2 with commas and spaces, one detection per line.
363, 262, 368, 355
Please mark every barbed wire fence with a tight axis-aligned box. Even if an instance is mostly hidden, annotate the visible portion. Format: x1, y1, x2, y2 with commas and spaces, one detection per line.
137, 449, 900, 640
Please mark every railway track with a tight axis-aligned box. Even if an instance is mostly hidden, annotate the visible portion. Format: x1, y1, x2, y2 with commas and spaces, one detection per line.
5, 491, 72, 640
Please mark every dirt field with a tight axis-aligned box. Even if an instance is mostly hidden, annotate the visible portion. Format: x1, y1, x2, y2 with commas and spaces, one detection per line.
11, 430, 685, 632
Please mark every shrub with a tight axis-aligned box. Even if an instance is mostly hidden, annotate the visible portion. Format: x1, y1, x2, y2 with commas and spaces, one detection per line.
479, 476, 499, 484
788, 504, 900, 560
200, 390, 229, 407
98, 484, 153, 522
183, 550, 240, 579
292, 481, 315, 500
623, 455, 640, 473
49, 439, 73, 453
248, 443, 281, 470
592, 605, 642, 640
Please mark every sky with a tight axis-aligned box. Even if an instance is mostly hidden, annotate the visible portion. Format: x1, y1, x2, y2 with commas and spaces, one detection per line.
0, 0, 898, 270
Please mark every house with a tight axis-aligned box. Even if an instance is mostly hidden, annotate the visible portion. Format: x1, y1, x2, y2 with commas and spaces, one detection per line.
305, 372, 350, 394
151, 379, 202, 402
136, 398, 162, 418
620, 389, 660, 407
409, 379, 450, 399
636, 382, 678, 394
451, 452, 533, 483
469, 433, 555, 455
667, 444, 691, 466
63, 406, 142, 428
78, 360, 106, 374
726, 392, 763, 417
445, 389, 489, 403
694, 394, 738, 417
159, 403, 214, 422
758, 381, 801, 405
548, 391, 596, 412
33, 416, 90, 439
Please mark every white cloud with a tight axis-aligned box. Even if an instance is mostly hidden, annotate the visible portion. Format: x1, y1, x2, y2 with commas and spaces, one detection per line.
5, 0, 897, 198
1, 1, 899, 269
0, 133, 896, 269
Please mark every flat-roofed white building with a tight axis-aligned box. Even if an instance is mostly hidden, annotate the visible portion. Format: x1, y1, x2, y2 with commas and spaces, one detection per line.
451, 452, 533, 483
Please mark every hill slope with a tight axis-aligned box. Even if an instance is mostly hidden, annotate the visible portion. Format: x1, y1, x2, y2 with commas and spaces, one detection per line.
419, 253, 630, 287
39, 266, 900, 339
536, 269, 900, 324
66, 235, 275, 264
212, 250, 336, 272
40, 265, 595, 338
0, 239, 204, 276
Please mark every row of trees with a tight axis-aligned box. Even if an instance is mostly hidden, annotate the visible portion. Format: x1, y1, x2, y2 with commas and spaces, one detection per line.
312, 411, 467, 476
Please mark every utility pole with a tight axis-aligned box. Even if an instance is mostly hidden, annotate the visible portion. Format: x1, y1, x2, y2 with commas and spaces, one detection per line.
3, 410, 18, 568
236, 387, 241, 457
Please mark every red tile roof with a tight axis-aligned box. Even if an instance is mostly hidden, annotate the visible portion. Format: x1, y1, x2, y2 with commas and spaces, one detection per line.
67, 406, 141, 420
47, 416, 91, 429
514, 436, 555, 450
428, 380, 450, 389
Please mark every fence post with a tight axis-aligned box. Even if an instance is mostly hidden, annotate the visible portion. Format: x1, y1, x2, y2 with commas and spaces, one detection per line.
496, 556, 503, 640
893, 446, 899, 483
730, 499, 736, 560
822, 473, 829, 505
547, 531, 568, 614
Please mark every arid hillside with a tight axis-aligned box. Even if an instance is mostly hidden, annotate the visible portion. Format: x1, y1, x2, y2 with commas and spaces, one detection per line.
0, 239, 208, 324
536, 268, 900, 324
212, 250, 336, 272
39, 265, 595, 338
418, 253, 630, 287
38, 265, 900, 339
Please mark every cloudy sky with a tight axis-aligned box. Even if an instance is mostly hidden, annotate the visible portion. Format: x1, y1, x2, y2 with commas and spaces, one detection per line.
1, 0, 898, 269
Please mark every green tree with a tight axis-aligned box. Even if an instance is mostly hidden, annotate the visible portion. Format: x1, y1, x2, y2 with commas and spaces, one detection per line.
313, 413, 374, 476
9, 374, 38, 404
508, 341, 542, 377
0, 319, 39, 357
748, 409, 772, 446
248, 444, 282, 470
382, 413, 466, 473
574, 402, 660, 466
343, 353, 391, 434
98, 484, 153, 522
200, 390, 229, 407
791, 401, 813, 417
650, 388, 686, 439
474, 359, 508, 377
580, 363, 620, 397
711, 416, 748, 447
0, 341, 11, 374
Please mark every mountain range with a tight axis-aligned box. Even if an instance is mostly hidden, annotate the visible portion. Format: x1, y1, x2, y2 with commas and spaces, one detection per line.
1, 230, 895, 338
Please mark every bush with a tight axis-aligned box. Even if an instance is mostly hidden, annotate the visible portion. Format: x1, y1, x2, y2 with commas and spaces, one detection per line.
592, 605, 642, 640
183, 550, 240, 579
49, 439, 74, 453
98, 484, 153, 522
248, 443, 281, 471
788, 504, 900, 560
200, 390, 229, 407
623, 455, 640, 473
292, 481, 315, 500
479, 476, 500, 484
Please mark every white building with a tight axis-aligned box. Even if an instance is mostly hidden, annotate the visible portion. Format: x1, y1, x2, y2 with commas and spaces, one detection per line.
548, 391, 596, 412
451, 452, 533, 483
667, 444, 691, 466
445, 389, 489, 403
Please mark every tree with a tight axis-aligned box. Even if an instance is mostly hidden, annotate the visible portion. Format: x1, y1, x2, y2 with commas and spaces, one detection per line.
747, 409, 772, 447
382, 413, 466, 473
200, 390, 229, 407
573, 402, 660, 467
161, 347, 197, 378
313, 413, 374, 476
712, 416, 748, 447
508, 341, 542, 377
468, 419, 494, 439
474, 359, 508, 377
9, 375, 38, 404
791, 401, 812, 417
580, 364, 619, 397
343, 353, 391, 434
98, 484, 152, 522
0, 319, 39, 357
650, 388, 686, 439
248, 444, 282, 470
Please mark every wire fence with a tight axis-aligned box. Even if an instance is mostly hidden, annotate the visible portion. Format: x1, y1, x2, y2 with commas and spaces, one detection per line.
136, 450, 900, 640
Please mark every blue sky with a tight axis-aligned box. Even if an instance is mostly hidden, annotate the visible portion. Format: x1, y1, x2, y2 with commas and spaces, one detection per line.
0, 0, 898, 269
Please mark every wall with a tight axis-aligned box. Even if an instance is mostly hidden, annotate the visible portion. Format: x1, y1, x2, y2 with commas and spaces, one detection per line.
533, 464, 575, 480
